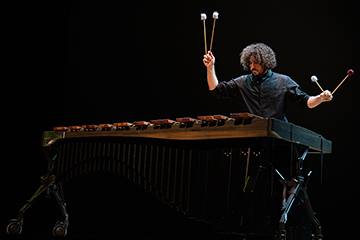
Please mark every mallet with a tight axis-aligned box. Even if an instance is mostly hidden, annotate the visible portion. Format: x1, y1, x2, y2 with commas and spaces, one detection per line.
209, 11, 219, 52
201, 13, 207, 54
311, 75, 324, 92
332, 69, 354, 95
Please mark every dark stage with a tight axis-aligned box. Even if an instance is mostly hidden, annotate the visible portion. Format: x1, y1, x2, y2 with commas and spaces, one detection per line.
3, 1, 359, 240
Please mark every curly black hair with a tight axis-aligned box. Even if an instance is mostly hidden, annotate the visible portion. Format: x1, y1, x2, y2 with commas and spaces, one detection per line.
240, 43, 277, 71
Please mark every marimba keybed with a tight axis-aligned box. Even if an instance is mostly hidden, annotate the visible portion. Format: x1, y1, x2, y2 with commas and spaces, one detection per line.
45, 113, 331, 153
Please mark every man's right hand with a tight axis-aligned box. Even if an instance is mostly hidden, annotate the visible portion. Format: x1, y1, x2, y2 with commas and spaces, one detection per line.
203, 51, 218, 90
203, 51, 215, 69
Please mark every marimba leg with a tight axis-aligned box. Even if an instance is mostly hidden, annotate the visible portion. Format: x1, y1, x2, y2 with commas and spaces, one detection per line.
277, 147, 323, 240
6, 174, 69, 237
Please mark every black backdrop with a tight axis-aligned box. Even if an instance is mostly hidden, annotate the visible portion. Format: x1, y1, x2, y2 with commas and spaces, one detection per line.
3, 1, 359, 239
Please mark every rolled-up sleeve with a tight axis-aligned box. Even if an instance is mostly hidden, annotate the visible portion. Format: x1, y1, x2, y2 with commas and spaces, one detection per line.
286, 78, 310, 110
210, 79, 240, 100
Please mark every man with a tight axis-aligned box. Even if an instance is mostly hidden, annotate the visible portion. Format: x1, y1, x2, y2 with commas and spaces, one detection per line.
203, 43, 332, 122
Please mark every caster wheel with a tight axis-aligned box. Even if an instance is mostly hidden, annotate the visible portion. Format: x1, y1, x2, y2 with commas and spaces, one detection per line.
53, 221, 68, 237
280, 230, 286, 240
6, 220, 22, 235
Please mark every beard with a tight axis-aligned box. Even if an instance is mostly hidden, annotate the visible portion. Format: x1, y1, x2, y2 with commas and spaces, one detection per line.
251, 68, 267, 77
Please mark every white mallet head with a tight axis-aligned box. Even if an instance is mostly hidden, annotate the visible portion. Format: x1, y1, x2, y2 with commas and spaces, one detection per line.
201, 13, 207, 20
311, 75, 318, 82
212, 11, 219, 19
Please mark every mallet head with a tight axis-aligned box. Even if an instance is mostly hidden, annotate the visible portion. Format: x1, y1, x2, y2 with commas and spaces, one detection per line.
200, 13, 207, 20
347, 69, 354, 76
212, 11, 219, 19
311, 75, 318, 82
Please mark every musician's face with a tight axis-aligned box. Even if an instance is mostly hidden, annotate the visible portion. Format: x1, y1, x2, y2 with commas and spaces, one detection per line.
248, 56, 267, 77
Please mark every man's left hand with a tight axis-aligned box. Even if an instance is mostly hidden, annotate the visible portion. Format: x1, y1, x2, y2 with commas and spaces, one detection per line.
320, 90, 333, 102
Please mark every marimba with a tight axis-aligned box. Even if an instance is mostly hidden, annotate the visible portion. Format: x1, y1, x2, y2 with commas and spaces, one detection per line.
7, 114, 331, 239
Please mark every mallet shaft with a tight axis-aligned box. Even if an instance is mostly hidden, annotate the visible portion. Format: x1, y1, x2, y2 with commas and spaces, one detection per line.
209, 18, 216, 52
316, 82, 324, 92
332, 75, 349, 95
203, 20, 207, 54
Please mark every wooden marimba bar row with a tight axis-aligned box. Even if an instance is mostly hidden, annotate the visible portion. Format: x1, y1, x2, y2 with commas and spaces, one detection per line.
53, 113, 261, 132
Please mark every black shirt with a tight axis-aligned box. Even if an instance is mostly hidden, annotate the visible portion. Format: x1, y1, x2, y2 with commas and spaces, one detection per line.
210, 70, 310, 121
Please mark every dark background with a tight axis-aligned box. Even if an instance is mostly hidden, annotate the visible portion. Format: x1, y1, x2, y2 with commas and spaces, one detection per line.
3, 1, 359, 239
